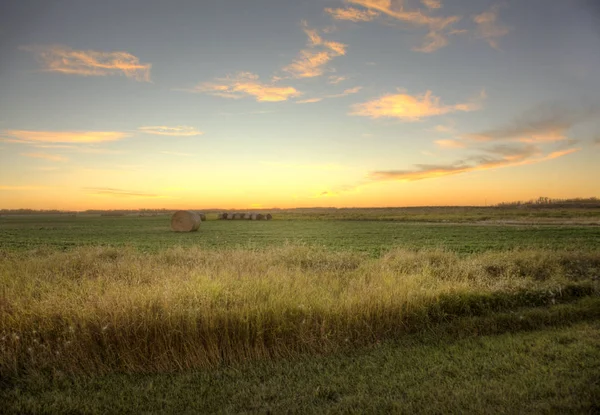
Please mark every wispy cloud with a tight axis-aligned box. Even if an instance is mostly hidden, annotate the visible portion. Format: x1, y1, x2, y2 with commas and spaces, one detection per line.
84, 187, 165, 198
20, 152, 68, 162
326, 86, 363, 98
465, 102, 600, 143
189, 72, 301, 102
434, 139, 465, 148
296, 98, 324, 104
283, 21, 347, 78
325, 7, 379, 22
336, 0, 461, 52
261, 161, 345, 171
421, 0, 442, 10
431, 123, 456, 133
22, 45, 151, 82
138, 126, 203, 136
351, 89, 484, 121
1, 130, 131, 144
473, 5, 510, 49
296, 86, 362, 104
328, 75, 349, 84
368, 145, 579, 182
297, 86, 363, 104
0, 185, 51, 191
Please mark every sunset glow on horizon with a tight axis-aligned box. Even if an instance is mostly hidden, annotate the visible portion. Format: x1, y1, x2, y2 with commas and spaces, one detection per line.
1, 0, 599, 210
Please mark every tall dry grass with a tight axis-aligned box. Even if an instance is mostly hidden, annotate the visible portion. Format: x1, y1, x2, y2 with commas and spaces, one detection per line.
1, 245, 598, 377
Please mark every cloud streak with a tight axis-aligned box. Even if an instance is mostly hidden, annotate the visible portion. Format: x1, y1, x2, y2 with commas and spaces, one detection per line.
351, 89, 483, 120
325, 7, 379, 22
465, 102, 600, 143
368, 145, 579, 182
20, 152, 68, 162
0, 185, 52, 191
435, 139, 465, 148
84, 187, 165, 198
336, 0, 461, 52
2, 130, 131, 144
22, 45, 152, 82
296, 86, 363, 104
138, 126, 203, 136
473, 5, 510, 49
421, 0, 442, 10
190, 72, 301, 102
283, 21, 347, 78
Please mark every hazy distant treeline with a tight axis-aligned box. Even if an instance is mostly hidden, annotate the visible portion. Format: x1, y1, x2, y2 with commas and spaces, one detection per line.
496, 197, 600, 208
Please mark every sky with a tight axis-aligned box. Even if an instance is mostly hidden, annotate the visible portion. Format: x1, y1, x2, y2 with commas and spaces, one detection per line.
1, 0, 599, 210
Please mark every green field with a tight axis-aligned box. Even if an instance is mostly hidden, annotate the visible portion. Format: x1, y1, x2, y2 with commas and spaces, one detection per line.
1, 210, 599, 413
1, 213, 599, 254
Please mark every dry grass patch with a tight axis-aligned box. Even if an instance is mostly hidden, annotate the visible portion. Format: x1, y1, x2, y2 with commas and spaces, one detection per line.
1, 245, 598, 377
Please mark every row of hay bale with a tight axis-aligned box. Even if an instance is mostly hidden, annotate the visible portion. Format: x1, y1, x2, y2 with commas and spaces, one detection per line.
217, 212, 272, 220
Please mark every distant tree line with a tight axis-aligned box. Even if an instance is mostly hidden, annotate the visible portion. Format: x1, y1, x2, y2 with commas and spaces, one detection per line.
0, 209, 77, 215
496, 197, 600, 208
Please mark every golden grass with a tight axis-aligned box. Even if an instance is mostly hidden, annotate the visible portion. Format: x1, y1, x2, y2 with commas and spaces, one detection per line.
1, 245, 598, 377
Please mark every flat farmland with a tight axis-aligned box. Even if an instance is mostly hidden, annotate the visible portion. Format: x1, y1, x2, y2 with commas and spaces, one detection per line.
1, 210, 599, 413
1, 214, 599, 254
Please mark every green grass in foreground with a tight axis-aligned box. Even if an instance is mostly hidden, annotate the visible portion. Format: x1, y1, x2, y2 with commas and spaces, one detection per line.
3, 320, 599, 414
1, 215, 599, 254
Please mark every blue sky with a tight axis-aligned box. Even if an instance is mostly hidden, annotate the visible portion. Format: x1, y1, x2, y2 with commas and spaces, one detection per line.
1, 0, 599, 209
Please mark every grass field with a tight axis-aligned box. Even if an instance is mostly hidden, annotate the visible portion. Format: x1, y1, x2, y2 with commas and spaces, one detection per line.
1, 210, 599, 413
1, 213, 599, 254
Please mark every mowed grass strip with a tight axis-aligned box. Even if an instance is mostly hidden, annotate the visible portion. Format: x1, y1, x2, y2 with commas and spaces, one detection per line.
3, 321, 599, 414
1, 215, 599, 253
1, 245, 599, 378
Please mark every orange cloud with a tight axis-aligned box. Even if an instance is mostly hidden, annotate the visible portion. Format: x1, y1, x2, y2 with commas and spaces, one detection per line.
22, 45, 151, 82
283, 22, 347, 78
325, 7, 379, 22
138, 126, 203, 136
432, 123, 455, 133
296, 86, 362, 104
326, 86, 363, 98
351, 89, 482, 121
296, 98, 323, 104
284, 50, 336, 78
192, 72, 301, 102
20, 152, 68, 162
435, 139, 465, 148
2, 130, 131, 143
369, 146, 580, 182
344, 0, 461, 52
473, 5, 510, 49
328, 75, 349, 84
421, 0, 442, 10
412, 31, 449, 53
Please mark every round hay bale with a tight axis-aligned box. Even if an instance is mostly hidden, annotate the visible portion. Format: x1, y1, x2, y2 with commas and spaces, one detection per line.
171, 210, 201, 232
222, 212, 228, 220
256, 213, 265, 220
217, 213, 224, 220
265, 213, 272, 220
239, 213, 247, 220
197, 212, 206, 222
250, 213, 257, 220
228, 213, 234, 220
